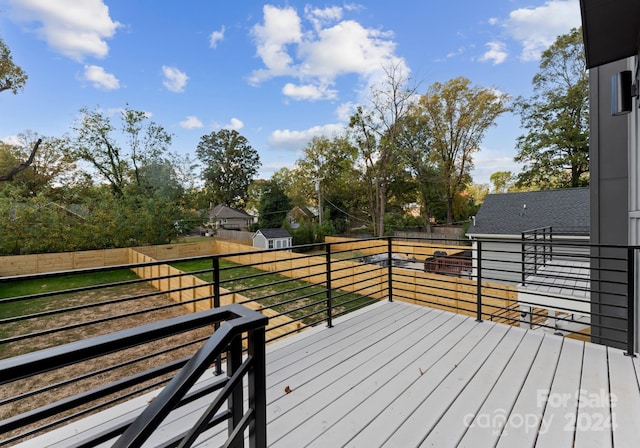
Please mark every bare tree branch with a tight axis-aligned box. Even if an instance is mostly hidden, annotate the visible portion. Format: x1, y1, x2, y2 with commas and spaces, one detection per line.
0, 138, 42, 181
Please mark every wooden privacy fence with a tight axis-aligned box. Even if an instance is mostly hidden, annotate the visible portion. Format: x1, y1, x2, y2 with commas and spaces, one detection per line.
128, 250, 302, 342
217, 240, 519, 322
1, 238, 520, 327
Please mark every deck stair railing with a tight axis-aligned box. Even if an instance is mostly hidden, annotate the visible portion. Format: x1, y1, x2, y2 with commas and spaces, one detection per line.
521, 226, 553, 284
0, 304, 268, 448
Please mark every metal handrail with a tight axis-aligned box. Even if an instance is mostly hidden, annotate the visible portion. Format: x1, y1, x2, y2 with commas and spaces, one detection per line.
0, 304, 268, 448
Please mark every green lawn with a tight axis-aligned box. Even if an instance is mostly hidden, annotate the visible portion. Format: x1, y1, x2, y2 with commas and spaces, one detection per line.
0, 269, 140, 319
171, 258, 377, 324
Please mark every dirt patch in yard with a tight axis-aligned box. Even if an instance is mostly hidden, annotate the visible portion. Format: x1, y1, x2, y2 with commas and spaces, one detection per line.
0, 283, 217, 446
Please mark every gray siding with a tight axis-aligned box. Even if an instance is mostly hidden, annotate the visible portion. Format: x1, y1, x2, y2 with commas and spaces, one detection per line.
589, 59, 630, 349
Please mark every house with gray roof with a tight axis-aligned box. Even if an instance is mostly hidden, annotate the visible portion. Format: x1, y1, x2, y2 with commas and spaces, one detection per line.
466, 188, 590, 284
207, 205, 254, 231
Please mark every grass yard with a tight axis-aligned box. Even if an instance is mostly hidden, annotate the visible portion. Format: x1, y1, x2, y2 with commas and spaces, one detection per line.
171, 258, 377, 325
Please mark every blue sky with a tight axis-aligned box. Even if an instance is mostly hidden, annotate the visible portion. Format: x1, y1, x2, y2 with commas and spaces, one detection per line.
0, 0, 582, 186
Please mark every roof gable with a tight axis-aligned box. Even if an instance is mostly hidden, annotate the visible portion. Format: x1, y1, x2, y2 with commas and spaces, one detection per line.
254, 228, 292, 239
210, 204, 253, 219
468, 188, 590, 236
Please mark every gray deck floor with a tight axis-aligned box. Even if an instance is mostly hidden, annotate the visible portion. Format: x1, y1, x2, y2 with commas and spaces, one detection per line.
17, 301, 640, 448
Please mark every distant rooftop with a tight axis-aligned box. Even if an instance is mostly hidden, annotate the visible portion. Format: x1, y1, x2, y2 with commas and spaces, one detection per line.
468, 188, 590, 237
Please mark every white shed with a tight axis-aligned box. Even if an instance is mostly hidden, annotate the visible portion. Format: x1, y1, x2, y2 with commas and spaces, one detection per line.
253, 228, 293, 250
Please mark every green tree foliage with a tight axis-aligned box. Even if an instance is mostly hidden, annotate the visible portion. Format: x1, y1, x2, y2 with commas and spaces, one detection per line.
413, 77, 509, 224
294, 136, 366, 232
196, 129, 260, 208
514, 28, 589, 189
66, 106, 174, 197
0, 132, 80, 199
489, 171, 516, 193
257, 180, 291, 228
0, 35, 27, 94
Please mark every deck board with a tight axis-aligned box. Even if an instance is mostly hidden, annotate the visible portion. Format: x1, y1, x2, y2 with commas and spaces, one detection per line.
15, 300, 640, 448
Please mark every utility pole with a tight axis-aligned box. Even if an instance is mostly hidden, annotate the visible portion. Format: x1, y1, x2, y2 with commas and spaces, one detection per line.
315, 178, 323, 224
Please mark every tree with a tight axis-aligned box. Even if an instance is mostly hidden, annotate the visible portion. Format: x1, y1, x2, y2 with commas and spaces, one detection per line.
257, 179, 290, 228
0, 132, 80, 198
294, 136, 366, 231
514, 28, 589, 189
0, 35, 27, 94
67, 106, 173, 197
490, 171, 516, 193
349, 64, 417, 236
196, 129, 260, 208
414, 77, 509, 224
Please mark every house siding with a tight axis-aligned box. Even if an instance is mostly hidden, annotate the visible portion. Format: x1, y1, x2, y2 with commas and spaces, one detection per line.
589, 58, 632, 349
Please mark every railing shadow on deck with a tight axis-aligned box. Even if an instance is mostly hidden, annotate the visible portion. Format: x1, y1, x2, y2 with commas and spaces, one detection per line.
0, 235, 636, 446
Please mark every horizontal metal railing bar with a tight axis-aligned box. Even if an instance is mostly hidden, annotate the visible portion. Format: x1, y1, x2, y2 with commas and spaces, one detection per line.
0, 306, 252, 385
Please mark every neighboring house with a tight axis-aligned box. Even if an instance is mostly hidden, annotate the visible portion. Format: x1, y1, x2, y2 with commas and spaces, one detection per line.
466, 188, 590, 284
253, 228, 293, 250
580, 2, 640, 347
287, 206, 316, 229
206, 205, 254, 231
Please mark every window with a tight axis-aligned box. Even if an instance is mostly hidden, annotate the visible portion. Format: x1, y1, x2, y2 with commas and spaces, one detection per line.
268, 240, 274, 249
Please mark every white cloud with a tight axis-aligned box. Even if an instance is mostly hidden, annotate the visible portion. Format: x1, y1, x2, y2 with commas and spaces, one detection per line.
250, 5, 406, 102
250, 5, 302, 83
282, 83, 338, 101
213, 118, 244, 131
505, 0, 581, 61
162, 66, 188, 92
209, 26, 225, 48
225, 118, 244, 130
82, 65, 120, 90
480, 41, 508, 65
269, 123, 346, 151
180, 116, 203, 129
488, 17, 499, 26
7, 0, 121, 61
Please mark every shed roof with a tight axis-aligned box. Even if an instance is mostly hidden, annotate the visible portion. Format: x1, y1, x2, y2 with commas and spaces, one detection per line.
254, 228, 292, 239
467, 188, 590, 237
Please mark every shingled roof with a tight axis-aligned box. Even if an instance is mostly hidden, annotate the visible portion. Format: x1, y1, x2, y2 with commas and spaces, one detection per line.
254, 228, 292, 239
467, 188, 589, 237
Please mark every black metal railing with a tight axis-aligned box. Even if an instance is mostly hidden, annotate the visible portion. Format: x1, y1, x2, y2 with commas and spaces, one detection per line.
521, 226, 553, 284
0, 235, 637, 445
0, 304, 267, 448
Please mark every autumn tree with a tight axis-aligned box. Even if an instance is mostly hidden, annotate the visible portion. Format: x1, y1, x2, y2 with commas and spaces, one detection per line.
0, 35, 27, 94
196, 129, 260, 208
413, 77, 509, 224
349, 64, 417, 236
66, 106, 173, 197
490, 171, 516, 193
514, 28, 589, 189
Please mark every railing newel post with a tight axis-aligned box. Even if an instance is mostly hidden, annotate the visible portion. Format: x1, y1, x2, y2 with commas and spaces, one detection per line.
249, 327, 267, 448
476, 240, 483, 322
387, 238, 393, 302
227, 334, 243, 448
326, 243, 333, 328
213, 256, 222, 375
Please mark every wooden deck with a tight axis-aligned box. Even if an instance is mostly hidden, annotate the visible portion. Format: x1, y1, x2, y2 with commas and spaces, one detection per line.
17, 301, 640, 447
